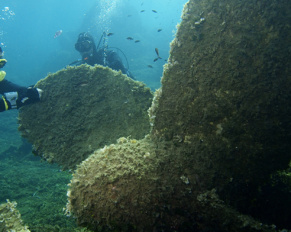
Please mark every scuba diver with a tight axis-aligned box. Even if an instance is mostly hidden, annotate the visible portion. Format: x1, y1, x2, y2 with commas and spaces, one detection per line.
0, 47, 42, 112
72, 32, 135, 79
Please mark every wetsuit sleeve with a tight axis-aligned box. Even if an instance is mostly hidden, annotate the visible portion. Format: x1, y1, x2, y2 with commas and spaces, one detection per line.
0, 80, 39, 112
0, 97, 9, 112
0, 80, 26, 112
0, 79, 26, 95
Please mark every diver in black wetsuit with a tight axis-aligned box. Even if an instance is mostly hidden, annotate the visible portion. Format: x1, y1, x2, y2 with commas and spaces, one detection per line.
73, 32, 135, 79
0, 47, 42, 112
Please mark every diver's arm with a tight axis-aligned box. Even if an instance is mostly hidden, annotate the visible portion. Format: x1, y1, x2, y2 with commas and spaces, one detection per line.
0, 97, 9, 112
0, 80, 42, 112
0, 79, 27, 94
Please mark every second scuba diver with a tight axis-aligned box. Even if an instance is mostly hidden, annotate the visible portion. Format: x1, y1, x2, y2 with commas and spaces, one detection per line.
73, 32, 135, 79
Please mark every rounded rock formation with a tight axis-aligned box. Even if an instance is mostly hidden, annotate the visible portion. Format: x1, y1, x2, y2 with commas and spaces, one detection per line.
18, 65, 153, 169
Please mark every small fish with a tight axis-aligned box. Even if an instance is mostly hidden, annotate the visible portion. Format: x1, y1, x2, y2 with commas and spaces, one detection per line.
154, 57, 163, 62
140, 10, 145, 13
127, 14, 132, 17
155, 48, 160, 57
157, 29, 162, 32
107, 33, 114, 36
134, 40, 140, 43
152, 10, 157, 13
147, 65, 153, 68
54, 30, 62, 39
126, 37, 134, 40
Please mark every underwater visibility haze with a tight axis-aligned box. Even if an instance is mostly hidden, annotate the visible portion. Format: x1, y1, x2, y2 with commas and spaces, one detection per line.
1, 0, 291, 231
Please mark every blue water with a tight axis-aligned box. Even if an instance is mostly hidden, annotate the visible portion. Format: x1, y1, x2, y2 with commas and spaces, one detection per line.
1, 0, 188, 90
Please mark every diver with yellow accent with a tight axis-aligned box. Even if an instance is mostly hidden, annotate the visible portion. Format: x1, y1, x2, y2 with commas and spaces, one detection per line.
0, 47, 43, 112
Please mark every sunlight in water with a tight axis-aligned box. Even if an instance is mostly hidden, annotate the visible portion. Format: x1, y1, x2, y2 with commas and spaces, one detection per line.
0, 6, 15, 21
0, 6, 15, 43
97, 0, 119, 32
95, 0, 120, 62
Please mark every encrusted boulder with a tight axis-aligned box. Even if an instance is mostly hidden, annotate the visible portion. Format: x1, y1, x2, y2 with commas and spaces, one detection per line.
18, 65, 153, 169
152, 0, 291, 226
0, 200, 30, 232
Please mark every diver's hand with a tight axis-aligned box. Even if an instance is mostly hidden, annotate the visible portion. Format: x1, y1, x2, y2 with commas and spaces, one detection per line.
16, 87, 43, 108
35, 88, 43, 99
3, 87, 43, 110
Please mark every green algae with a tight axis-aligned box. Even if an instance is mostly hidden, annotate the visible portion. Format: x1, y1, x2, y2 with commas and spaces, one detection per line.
0, 145, 92, 232
0, 110, 22, 153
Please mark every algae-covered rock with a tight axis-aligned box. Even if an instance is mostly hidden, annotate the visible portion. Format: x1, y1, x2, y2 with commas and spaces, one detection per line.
66, 136, 163, 231
151, 0, 291, 226
18, 65, 153, 169
0, 200, 30, 232
66, 0, 291, 230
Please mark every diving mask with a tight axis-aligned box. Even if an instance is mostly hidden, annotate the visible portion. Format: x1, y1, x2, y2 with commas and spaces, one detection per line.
75, 40, 93, 53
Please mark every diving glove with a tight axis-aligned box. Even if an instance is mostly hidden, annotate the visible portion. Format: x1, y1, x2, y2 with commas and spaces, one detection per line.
4, 87, 43, 109
0, 59, 7, 69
